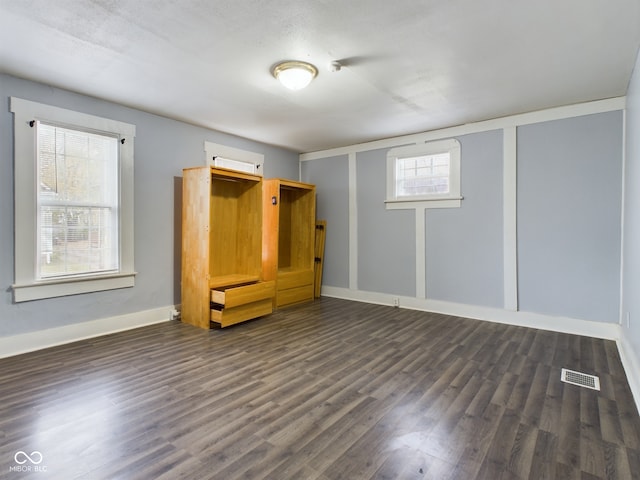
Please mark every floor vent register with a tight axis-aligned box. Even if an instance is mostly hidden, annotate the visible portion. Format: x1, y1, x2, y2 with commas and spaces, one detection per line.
561, 368, 600, 391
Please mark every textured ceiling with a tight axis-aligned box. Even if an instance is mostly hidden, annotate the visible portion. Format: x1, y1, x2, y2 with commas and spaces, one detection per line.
1, 0, 639, 153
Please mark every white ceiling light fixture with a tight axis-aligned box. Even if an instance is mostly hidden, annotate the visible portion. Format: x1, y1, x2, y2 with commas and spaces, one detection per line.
272, 61, 318, 90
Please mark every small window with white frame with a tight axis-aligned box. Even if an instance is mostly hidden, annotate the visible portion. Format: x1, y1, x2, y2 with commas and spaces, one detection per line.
386, 138, 462, 209
204, 141, 264, 176
11, 97, 136, 302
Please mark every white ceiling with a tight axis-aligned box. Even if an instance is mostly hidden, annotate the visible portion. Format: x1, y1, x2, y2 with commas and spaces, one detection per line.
1, 0, 639, 153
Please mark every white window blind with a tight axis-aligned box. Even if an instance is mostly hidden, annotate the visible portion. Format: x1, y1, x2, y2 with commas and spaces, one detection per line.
37, 123, 119, 279
396, 151, 451, 197
204, 141, 264, 176
211, 156, 257, 174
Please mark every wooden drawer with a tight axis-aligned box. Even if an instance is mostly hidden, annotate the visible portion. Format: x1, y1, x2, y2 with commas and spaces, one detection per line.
277, 284, 314, 308
277, 269, 314, 291
211, 280, 275, 308
211, 298, 273, 327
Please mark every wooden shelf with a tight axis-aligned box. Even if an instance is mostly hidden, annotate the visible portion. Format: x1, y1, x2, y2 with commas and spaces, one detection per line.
209, 274, 260, 290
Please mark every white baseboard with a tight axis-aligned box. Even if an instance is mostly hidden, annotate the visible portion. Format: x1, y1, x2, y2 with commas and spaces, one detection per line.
321, 286, 619, 339
617, 335, 640, 414
0, 306, 174, 359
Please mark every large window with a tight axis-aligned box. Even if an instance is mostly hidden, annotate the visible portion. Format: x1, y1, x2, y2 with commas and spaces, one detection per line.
11, 97, 136, 302
386, 138, 462, 209
38, 123, 119, 278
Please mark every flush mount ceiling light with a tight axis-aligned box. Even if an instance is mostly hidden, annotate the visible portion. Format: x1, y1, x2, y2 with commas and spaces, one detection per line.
272, 61, 318, 90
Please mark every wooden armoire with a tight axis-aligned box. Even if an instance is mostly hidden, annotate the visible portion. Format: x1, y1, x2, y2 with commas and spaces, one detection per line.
181, 166, 275, 328
262, 178, 316, 308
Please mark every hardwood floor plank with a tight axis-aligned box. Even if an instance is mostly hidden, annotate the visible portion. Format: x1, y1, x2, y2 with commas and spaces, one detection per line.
458, 402, 505, 472
604, 340, 626, 379
601, 441, 633, 480
505, 422, 538, 478
598, 396, 626, 446
557, 381, 582, 471
626, 447, 640, 480
527, 330, 558, 366
612, 379, 640, 450
527, 429, 558, 480
521, 362, 551, 427
538, 366, 564, 436
580, 435, 607, 478
476, 408, 521, 476
580, 336, 597, 374
490, 371, 519, 407
506, 357, 537, 411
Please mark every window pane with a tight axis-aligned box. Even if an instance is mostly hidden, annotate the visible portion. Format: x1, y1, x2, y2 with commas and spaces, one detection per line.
396, 152, 450, 197
213, 157, 257, 174
39, 206, 117, 277
37, 123, 119, 278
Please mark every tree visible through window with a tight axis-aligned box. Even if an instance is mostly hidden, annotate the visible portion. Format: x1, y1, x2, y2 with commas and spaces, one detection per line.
37, 123, 119, 279
11, 96, 135, 302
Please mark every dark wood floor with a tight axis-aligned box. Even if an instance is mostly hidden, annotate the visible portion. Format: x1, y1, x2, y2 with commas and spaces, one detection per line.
1, 297, 639, 479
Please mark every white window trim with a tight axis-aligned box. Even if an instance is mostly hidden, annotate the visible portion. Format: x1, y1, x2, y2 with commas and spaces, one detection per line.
385, 138, 462, 210
204, 141, 264, 176
10, 97, 136, 302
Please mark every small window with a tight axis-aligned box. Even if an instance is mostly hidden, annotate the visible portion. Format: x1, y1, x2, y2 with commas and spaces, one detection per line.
386, 138, 461, 209
204, 141, 264, 176
211, 156, 257, 174
11, 97, 136, 302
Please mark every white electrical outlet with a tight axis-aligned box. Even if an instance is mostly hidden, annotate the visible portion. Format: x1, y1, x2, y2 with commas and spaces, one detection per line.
393, 297, 400, 307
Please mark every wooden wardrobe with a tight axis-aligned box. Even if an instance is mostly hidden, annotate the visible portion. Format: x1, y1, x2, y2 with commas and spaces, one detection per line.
262, 178, 316, 308
181, 166, 274, 328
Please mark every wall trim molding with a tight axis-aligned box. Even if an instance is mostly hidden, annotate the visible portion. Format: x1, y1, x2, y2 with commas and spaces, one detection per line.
321, 286, 620, 339
348, 152, 358, 290
0, 306, 173, 359
503, 126, 518, 311
300, 97, 626, 161
617, 334, 640, 414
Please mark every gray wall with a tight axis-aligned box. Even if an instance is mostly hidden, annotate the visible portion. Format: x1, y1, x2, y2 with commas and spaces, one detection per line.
426, 130, 504, 307
622, 49, 640, 368
356, 149, 416, 296
517, 112, 622, 323
0, 73, 299, 337
351, 132, 504, 304
301, 155, 350, 289
302, 112, 623, 325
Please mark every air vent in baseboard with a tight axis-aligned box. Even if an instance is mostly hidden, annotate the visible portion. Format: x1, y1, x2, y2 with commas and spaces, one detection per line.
561, 368, 600, 391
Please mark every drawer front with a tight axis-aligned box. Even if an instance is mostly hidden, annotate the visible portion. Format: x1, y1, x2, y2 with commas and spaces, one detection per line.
211, 298, 273, 327
277, 284, 314, 308
277, 269, 314, 290
211, 280, 275, 308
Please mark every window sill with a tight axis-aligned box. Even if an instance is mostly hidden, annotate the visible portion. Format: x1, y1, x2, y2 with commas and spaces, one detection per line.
385, 196, 463, 210
12, 272, 137, 303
